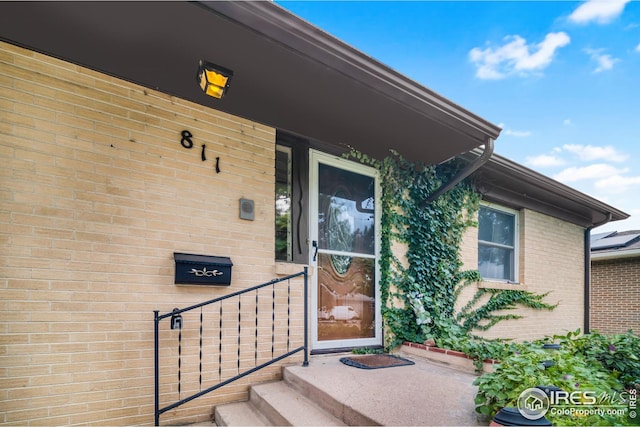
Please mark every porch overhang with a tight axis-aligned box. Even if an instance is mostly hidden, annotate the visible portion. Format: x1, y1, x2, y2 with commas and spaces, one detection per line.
0, 1, 501, 165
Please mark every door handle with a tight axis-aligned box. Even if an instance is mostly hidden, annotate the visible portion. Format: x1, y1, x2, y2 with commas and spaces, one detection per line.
312, 240, 318, 262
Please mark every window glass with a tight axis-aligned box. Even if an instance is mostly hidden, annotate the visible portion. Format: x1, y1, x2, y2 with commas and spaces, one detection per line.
317, 163, 375, 256
479, 246, 513, 282
275, 146, 292, 261
478, 205, 517, 282
478, 208, 514, 246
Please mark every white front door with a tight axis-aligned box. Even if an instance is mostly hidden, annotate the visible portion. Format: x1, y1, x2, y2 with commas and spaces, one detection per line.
309, 150, 382, 351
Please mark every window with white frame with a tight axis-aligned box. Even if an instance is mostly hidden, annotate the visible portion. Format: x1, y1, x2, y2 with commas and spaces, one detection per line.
478, 204, 518, 282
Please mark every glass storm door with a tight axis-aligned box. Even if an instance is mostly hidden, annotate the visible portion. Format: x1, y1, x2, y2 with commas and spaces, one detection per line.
310, 151, 381, 351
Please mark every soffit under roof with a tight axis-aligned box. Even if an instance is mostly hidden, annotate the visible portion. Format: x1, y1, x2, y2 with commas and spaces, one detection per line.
0, 1, 501, 165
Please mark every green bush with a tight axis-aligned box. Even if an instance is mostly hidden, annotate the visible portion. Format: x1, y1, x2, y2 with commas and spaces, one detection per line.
474, 329, 640, 426
551, 330, 640, 390
435, 321, 517, 371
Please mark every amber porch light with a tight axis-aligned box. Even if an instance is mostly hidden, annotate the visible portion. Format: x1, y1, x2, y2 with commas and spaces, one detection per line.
197, 60, 233, 99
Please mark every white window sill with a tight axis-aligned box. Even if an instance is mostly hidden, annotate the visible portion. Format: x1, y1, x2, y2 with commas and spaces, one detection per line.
478, 280, 527, 291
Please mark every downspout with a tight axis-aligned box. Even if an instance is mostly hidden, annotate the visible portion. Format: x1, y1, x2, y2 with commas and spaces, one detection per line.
584, 212, 612, 334
424, 138, 494, 204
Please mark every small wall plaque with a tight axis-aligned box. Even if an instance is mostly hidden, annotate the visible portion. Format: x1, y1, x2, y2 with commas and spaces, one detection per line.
239, 198, 254, 221
173, 252, 233, 286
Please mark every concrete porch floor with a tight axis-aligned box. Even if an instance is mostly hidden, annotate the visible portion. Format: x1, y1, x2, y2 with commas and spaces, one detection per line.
282, 352, 486, 426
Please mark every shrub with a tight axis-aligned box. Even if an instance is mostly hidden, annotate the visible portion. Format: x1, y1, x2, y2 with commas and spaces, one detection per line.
474, 330, 639, 426
551, 330, 640, 390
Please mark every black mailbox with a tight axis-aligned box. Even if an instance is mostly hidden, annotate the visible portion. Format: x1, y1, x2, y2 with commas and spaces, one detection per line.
173, 252, 233, 286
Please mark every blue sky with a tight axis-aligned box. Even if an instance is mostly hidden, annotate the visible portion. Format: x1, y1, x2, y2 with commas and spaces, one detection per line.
277, 0, 640, 233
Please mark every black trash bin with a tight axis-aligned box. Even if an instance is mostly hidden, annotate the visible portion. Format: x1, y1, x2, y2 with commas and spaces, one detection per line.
542, 343, 561, 351
491, 407, 552, 426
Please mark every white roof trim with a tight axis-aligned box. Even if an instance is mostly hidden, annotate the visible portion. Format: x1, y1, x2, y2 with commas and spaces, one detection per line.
591, 249, 640, 261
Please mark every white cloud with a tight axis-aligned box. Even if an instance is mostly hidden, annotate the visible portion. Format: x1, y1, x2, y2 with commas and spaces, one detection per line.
568, 0, 631, 25
563, 119, 573, 126
525, 144, 627, 174
504, 129, 532, 137
526, 154, 566, 168
562, 144, 628, 162
636, 43, 640, 53
595, 175, 640, 193
553, 164, 628, 182
584, 48, 619, 72
469, 32, 570, 80
497, 123, 531, 137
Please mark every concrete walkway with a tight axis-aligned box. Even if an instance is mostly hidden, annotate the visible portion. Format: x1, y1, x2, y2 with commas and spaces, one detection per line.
285, 353, 485, 426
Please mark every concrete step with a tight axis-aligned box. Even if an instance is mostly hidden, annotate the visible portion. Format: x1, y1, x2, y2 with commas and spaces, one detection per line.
250, 380, 346, 426
214, 375, 347, 427
214, 401, 271, 426
282, 366, 377, 426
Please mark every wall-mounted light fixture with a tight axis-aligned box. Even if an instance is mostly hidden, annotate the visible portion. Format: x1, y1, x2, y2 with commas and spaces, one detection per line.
197, 60, 233, 99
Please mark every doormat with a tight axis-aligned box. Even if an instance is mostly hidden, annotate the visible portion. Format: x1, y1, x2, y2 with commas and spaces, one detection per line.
339, 354, 415, 369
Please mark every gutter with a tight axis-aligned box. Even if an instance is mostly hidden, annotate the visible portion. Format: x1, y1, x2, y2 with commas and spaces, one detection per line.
591, 248, 640, 261
584, 212, 613, 334
424, 138, 494, 204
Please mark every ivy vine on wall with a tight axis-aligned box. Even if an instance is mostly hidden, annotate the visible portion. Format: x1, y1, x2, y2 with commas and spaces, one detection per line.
345, 149, 556, 357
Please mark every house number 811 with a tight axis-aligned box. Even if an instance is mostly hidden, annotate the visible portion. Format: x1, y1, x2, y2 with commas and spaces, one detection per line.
180, 130, 221, 173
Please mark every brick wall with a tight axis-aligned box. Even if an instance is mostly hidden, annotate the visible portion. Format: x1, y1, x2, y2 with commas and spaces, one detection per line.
0, 41, 306, 426
457, 208, 586, 341
591, 257, 640, 334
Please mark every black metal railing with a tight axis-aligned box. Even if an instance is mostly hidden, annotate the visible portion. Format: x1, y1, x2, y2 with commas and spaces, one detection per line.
154, 268, 308, 426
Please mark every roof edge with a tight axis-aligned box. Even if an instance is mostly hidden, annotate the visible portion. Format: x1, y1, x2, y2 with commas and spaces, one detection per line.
487, 153, 629, 223
591, 248, 640, 261
466, 149, 629, 227
199, 1, 501, 142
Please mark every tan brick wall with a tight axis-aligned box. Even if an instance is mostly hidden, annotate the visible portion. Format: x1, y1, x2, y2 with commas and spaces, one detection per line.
0, 41, 306, 426
591, 257, 640, 334
457, 208, 586, 341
